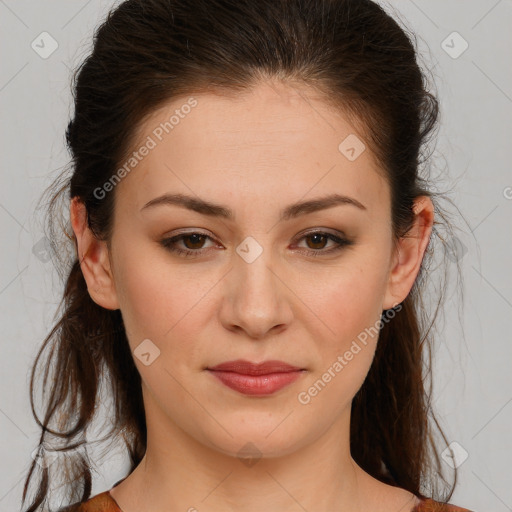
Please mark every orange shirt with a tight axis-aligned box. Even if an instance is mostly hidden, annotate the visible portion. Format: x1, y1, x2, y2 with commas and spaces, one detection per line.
69, 489, 474, 512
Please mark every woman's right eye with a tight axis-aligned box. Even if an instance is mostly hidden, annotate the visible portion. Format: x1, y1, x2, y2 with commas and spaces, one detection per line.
159, 233, 217, 258
159, 230, 354, 259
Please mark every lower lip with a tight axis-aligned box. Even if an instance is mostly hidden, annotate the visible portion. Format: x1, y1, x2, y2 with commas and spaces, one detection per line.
207, 370, 305, 396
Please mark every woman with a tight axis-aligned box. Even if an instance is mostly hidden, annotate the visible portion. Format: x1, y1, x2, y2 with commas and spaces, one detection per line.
22, 0, 474, 511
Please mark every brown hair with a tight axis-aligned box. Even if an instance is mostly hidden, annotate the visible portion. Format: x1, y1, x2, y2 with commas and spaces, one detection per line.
22, 0, 467, 510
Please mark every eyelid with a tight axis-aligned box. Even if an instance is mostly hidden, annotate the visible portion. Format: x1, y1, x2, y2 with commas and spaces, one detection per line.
295, 227, 347, 239
159, 227, 353, 258
161, 227, 347, 245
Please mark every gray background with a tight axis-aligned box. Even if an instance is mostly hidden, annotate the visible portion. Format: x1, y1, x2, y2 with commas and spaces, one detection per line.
1, 1, 511, 511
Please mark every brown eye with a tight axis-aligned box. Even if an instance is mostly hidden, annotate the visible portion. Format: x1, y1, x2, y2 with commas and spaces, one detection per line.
160, 230, 354, 259
294, 231, 353, 257
181, 234, 208, 250
304, 233, 330, 250
160, 232, 217, 257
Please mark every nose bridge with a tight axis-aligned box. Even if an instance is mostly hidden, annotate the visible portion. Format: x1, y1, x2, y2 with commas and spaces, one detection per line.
239, 241, 275, 295
221, 234, 293, 337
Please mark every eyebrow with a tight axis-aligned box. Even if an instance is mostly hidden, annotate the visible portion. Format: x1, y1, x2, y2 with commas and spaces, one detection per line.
140, 192, 367, 221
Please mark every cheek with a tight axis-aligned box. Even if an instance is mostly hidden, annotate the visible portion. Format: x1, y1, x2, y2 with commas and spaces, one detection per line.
112, 247, 220, 366
296, 272, 382, 413
112, 247, 184, 343
299, 255, 386, 339
296, 256, 386, 394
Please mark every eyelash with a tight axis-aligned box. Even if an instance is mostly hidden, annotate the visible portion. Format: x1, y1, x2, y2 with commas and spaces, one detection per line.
159, 230, 354, 258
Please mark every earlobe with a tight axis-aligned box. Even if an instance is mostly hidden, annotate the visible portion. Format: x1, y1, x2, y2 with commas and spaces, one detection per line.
69, 197, 120, 311
382, 196, 434, 310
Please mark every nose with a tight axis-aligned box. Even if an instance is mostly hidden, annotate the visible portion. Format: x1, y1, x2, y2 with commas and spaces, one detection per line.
218, 248, 294, 340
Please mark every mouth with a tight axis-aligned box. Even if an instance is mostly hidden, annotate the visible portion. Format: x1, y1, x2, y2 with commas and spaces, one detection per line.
206, 359, 307, 396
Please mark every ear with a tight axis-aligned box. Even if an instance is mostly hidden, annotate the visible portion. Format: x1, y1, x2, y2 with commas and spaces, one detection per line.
69, 196, 120, 311
382, 196, 434, 310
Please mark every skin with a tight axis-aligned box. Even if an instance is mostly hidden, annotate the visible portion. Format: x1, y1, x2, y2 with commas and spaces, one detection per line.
70, 79, 434, 512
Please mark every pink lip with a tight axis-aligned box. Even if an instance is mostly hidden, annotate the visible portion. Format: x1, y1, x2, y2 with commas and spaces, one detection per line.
206, 359, 306, 396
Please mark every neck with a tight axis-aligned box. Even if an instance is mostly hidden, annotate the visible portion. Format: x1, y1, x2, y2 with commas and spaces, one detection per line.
109, 383, 415, 512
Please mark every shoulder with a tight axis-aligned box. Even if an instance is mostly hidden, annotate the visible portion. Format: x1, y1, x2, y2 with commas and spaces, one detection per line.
413, 497, 475, 512
59, 491, 122, 512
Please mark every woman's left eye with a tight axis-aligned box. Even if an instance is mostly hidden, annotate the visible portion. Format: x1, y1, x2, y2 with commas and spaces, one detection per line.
159, 231, 354, 258
294, 231, 354, 256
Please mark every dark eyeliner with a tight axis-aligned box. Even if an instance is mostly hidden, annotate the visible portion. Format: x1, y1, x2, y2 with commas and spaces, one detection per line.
159, 231, 354, 258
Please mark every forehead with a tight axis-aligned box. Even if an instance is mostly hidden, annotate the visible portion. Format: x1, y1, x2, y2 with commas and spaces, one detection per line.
114, 81, 389, 220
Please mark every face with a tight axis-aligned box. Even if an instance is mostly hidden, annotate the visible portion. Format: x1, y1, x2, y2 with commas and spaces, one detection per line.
75, 80, 430, 459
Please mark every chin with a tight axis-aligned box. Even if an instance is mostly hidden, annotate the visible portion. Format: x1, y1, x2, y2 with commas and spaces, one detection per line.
199, 420, 312, 461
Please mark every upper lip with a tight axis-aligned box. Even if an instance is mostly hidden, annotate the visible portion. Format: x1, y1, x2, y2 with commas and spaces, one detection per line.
207, 359, 304, 375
